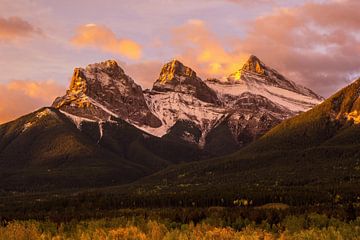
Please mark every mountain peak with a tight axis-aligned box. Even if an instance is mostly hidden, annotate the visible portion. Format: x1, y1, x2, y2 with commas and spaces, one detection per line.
158, 59, 197, 84
225, 55, 266, 81
242, 55, 265, 75
65, 60, 127, 96
152, 59, 219, 104
206, 54, 323, 107
53, 60, 162, 127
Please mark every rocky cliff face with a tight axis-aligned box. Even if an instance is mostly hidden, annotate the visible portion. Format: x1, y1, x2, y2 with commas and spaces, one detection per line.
52, 60, 161, 127
152, 59, 219, 104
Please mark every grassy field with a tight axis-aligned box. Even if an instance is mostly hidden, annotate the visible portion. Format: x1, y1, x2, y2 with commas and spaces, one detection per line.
1, 214, 360, 240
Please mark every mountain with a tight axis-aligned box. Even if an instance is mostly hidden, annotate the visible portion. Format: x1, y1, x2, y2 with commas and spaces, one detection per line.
206, 55, 323, 113
0, 106, 204, 191
0, 56, 323, 191
240, 76, 360, 152
199, 55, 324, 154
52, 57, 322, 154
53, 60, 161, 128
152, 59, 219, 104
130, 77, 360, 204
141, 56, 322, 154
0, 107, 147, 190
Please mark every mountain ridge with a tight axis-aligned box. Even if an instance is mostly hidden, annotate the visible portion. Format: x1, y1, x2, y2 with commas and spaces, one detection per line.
50, 56, 323, 153
124, 77, 360, 202
0, 55, 325, 190
140, 56, 322, 150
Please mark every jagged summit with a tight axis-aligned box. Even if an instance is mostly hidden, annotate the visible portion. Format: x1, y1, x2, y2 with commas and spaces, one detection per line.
53, 60, 161, 127
158, 59, 197, 84
152, 59, 219, 104
242, 55, 266, 74
66, 60, 127, 96
52, 58, 322, 152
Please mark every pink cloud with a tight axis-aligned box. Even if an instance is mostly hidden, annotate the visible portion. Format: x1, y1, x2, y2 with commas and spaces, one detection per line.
236, 0, 360, 96
0, 16, 42, 41
149, 0, 359, 97
120, 61, 163, 89
0, 80, 65, 124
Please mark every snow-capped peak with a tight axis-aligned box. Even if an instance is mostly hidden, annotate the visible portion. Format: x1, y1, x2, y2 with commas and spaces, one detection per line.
205, 55, 323, 113
52, 57, 323, 153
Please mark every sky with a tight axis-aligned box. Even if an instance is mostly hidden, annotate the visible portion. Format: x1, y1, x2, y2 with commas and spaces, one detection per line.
0, 0, 360, 123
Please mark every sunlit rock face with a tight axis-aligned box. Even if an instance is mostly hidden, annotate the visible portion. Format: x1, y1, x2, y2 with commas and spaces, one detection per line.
241, 55, 265, 75
228, 55, 265, 81
152, 59, 219, 104
52, 60, 161, 127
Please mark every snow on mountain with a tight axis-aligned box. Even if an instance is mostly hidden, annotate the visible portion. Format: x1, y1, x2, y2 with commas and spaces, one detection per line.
21, 108, 58, 133
206, 55, 323, 113
135, 56, 323, 148
142, 91, 225, 138
135, 59, 225, 144
207, 73, 320, 113
52, 56, 323, 152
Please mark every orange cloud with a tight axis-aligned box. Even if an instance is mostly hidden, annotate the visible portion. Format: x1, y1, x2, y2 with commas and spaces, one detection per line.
71, 24, 142, 60
0, 80, 65, 124
171, 19, 249, 78
0, 16, 41, 42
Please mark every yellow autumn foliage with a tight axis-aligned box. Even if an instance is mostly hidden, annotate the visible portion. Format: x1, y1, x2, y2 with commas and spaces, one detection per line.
0, 218, 359, 240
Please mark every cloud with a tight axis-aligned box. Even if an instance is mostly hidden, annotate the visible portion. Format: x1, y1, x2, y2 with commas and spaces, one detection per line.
0, 80, 65, 124
170, 19, 249, 79
158, 0, 360, 97
226, 0, 276, 5
0, 16, 42, 41
236, 0, 360, 96
71, 24, 142, 60
120, 61, 163, 89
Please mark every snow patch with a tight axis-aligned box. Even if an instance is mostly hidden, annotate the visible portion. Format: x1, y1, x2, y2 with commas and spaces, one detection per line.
59, 110, 96, 129
141, 91, 226, 139
36, 108, 55, 118
22, 108, 56, 132
98, 121, 104, 143
206, 73, 322, 113
22, 122, 34, 132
